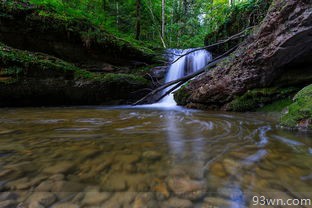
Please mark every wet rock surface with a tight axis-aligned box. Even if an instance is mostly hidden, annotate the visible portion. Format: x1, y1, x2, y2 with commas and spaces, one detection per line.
175, 0, 312, 110
0, 43, 152, 107
142, 151, 162, 161
167, 177, 207, 200
28, 192, 56, 207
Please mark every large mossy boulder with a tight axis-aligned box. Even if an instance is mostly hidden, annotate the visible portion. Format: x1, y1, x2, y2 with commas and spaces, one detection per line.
0, 43, 150, 106
175, 0, 312, 111
280, 84, 312, 130
0, 0, 155, 68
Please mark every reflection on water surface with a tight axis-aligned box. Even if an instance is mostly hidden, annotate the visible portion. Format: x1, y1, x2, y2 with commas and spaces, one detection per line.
0, 107, 311, 207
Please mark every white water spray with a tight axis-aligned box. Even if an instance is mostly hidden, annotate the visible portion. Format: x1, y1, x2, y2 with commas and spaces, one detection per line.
159, 49, 212, 107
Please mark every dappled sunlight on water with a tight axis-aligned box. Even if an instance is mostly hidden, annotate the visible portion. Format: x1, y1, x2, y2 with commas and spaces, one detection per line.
0, 107, 311, 207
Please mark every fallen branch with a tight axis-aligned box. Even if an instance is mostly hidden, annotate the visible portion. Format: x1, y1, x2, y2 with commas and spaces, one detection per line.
170, 27, 252, 64
154, 81, 185, 103
132, 45, 237, 105
130, 88, 154, 94
145, 73, 160, 87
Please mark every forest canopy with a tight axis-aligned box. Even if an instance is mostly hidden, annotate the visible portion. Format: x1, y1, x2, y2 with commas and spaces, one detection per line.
27, 0, 266, 48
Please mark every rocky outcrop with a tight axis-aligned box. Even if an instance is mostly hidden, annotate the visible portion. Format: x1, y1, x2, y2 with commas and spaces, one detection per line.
0, 0, 155, 68
205, 0, 272, 55
175, 0, 312, 111
0, 43, 150, 106
0, 0, 158, 106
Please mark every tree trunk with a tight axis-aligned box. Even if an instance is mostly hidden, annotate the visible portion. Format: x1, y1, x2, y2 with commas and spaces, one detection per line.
146, 0, 167, 48
135, 0, 141, 40
161, 0, 166, 39
116, 1, 119, 28
102, 0, 107, 10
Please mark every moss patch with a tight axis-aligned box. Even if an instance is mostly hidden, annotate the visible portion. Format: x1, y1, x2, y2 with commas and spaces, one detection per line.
257, 98, 293, 112
0, 42, 150, 106
280, 84, 312, 130
96, 73, 149, 87
174, 83, 191, 106
0, 42, 93, 80
0, 42, 150, 85
227, 87, 298, 112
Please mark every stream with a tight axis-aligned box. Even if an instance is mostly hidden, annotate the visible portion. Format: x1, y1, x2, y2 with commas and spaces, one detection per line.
0, 107, 311, 207
0, 49, 311, 207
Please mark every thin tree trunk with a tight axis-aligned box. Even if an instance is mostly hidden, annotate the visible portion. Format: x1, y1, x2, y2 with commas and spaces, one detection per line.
116, 1, 119, 28
102, 0, 106, 10
161, 0, 166, 39
135, 0, 141, 40
146, 0, 167, 48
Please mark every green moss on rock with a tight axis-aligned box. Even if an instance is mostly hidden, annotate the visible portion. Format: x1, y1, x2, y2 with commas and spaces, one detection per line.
174, 84, 191, 106
0, 42, 93, 80
257, 98, 293, 112
280, 84, 312, 130
227, 87, 298, 112
0, 42, 150, 106
96, 73, 149, 87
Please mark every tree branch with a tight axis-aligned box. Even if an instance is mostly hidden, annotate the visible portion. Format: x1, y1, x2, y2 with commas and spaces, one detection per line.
154, 81, 185, 103
170, 27, 252, 64
132, 45, 237, 105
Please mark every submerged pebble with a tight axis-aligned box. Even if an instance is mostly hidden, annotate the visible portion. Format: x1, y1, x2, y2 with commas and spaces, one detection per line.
82, 191, 111, 206
167, 177, 206, 200
203, 197, 244, 208
165, 197, 193, 208
143, 151, 162, 161
0, 200, 18, 208
28, 192, 56, 207
43, 162, 74, 174
51, 202, 80, 208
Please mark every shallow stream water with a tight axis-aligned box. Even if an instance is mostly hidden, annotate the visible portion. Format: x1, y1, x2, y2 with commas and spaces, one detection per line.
0, 107, 311, 208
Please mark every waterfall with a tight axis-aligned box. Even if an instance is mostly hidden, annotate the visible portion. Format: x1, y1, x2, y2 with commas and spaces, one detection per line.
158, 49, 212, 107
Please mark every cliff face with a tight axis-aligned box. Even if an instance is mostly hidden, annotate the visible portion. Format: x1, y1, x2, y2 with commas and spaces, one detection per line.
204, 0, 272, 55
0, 0, 157, 106
0, 43, 150, 107
0, 1, 155, 68
175, 0, 312, 111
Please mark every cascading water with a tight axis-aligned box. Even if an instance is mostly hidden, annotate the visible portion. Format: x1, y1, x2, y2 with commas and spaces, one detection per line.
159, 49, 212, 107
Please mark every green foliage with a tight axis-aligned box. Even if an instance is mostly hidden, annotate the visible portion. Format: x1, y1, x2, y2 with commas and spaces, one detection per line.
1, 0, 155, 59
280, 85, 312, 130
228, 87, 298, 112
2, 0, 271, 49
204, 0, 272, 52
